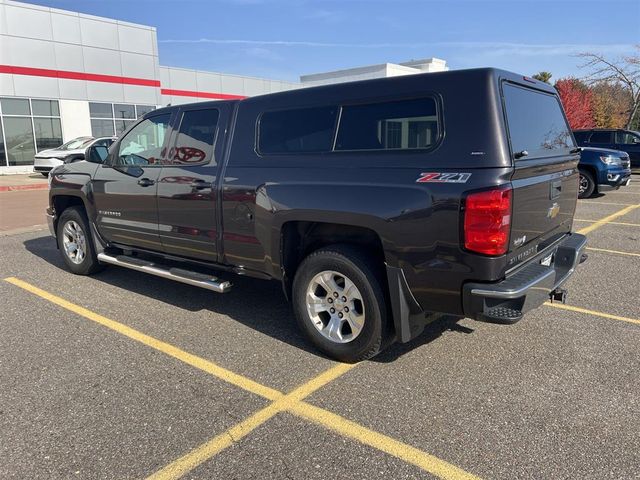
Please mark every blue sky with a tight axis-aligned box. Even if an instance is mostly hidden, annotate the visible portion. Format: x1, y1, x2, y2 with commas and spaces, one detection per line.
30, 0, 640, 83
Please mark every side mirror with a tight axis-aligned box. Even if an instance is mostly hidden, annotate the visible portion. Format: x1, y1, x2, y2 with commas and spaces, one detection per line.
633, 138, 640, 144
85, 145, 109, 164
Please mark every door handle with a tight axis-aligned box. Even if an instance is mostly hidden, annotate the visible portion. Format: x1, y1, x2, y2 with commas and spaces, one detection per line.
190, 180, 213, 190
137, 178, 155, 187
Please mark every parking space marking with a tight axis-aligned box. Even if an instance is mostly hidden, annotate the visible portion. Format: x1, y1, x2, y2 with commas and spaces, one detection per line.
149, 363, 356, 480
586, 247, 640, 258
5, 277, 480, 480
291, 402, 480, 480
574, 219, 640, 227
3, 277, 282, 402
544, 302, 640, 326
576, 204, 639, 235
579, 201, 636, 206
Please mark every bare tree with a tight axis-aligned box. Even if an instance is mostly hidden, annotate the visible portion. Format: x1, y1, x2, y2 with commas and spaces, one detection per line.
578, 46, 640, 129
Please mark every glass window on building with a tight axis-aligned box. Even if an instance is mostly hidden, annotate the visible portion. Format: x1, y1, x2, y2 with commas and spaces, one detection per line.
1, 98, 31, 116
0, 120, 5, 166
32, 99, 60, 117
3, 117, 36, 166
136, 105, 156, 117
89, 102, 153, 137
89, 102, 114, 119
91, 119, 115, 137
114, 104, 135, 119
1, 97, 62, 165
33, 117, 63, 151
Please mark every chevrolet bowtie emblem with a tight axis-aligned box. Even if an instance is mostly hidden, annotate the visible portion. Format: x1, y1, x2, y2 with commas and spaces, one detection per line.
547, 202, 560, 219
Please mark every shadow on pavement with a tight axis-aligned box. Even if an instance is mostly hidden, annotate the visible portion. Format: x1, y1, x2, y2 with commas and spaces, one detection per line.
24, 235, 475, 364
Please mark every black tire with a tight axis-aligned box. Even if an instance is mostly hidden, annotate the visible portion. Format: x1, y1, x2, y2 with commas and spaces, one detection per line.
57, 206, 104, 275
40, 172, 49, 177
292, 245, 388, 362
578, 169, 596, 199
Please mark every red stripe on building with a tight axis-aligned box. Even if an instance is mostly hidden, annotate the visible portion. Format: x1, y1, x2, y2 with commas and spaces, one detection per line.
0, 64, 161, 87
0, 64, 246, 100
160, 88, 246, 100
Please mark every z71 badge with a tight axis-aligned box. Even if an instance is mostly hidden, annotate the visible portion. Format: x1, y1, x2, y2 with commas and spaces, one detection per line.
416, 172, 472, 183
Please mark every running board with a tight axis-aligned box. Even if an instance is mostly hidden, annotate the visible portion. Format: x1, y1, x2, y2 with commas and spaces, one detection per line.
97, 253, 232, 293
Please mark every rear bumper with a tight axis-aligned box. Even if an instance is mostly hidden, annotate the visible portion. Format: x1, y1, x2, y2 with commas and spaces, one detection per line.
462, 233, 587, 323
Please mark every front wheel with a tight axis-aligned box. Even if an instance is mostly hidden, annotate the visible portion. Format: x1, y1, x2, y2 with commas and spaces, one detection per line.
578, 169, 595, 199
292, 245, 389, 362
57, 207, 104, 275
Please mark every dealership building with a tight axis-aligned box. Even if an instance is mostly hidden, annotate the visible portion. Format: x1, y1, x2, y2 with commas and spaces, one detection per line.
0, 0, 447, 174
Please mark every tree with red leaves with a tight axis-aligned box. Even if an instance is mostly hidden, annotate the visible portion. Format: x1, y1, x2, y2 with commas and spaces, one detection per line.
555, 78, 595, 130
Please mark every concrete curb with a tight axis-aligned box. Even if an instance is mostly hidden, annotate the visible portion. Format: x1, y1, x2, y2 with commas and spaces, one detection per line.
0, 184, 49, 192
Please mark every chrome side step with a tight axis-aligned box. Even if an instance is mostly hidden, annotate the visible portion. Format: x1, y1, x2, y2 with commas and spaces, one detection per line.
97, 253, 232, 293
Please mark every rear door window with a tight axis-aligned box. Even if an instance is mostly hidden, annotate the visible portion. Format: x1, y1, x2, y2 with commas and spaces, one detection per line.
335, 97, 439, 151
588, 131, 613, 144
615, 131, 640, 145
503, 83, 574, 159
167, 108, 219, 165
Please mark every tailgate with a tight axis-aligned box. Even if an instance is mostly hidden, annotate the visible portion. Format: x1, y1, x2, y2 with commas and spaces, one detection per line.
508, 159, 578, 268
501, 81, 579, 269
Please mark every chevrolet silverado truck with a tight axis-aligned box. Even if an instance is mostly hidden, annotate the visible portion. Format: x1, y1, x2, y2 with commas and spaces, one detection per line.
46, 68, 587, 362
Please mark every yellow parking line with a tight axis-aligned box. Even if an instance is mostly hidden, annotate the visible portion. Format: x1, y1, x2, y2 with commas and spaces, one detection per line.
544, 302, 640, 326
291, 402, 480, 480
578, 201, 635, 206
5, 277, 480, 480
3, 277, 282, 402
576, 204, 640, 235
586, 247, 640, 258
574, 219, 640, 227
149, 363, 356, 480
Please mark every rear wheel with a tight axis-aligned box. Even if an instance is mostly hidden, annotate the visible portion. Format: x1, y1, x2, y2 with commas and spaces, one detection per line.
578, 169, 595, 198
57, 207, 104, 275
40, 172, 49, 177
292, 245, 388, 362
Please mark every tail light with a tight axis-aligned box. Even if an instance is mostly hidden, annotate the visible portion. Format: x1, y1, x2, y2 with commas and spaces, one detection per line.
464, 187, 512, 255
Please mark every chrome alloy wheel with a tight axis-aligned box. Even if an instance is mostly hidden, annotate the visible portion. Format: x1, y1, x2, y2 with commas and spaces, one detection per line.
305, 270, 365, 343
62, 220, 87, 264
579, 174, 588, 195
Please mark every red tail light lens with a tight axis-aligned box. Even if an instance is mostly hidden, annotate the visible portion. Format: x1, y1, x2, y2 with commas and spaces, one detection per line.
464, 187, 512, 256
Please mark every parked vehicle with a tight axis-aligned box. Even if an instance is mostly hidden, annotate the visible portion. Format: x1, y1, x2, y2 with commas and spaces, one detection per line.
46, 68, 587, 362
33, 136, 116, 176
577, 147, 632, 198
574, 129, 640, 170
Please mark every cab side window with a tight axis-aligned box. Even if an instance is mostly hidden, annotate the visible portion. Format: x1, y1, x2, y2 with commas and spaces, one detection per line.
116, 114, 170, 166
588, 131, 613, 144
168, 109, 219, 165
616, 131, 640, 145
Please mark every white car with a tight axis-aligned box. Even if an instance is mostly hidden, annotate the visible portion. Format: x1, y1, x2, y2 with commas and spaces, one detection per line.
33, 136, 116, 176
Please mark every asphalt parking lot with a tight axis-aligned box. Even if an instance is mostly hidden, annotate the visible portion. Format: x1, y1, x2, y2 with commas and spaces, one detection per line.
1, 182, 639, 479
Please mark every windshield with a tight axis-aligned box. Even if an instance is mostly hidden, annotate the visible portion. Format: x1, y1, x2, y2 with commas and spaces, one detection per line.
58, 137, 94, 151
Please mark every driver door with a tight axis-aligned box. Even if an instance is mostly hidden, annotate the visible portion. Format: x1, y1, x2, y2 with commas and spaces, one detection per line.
92, 112, 173, 250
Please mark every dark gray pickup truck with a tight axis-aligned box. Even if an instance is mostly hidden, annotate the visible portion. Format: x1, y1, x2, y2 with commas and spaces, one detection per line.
46, 68, 587, 362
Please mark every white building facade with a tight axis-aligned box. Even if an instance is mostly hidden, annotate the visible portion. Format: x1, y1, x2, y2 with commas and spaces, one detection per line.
0, 0, 300, 173
0, 0, 448, 174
